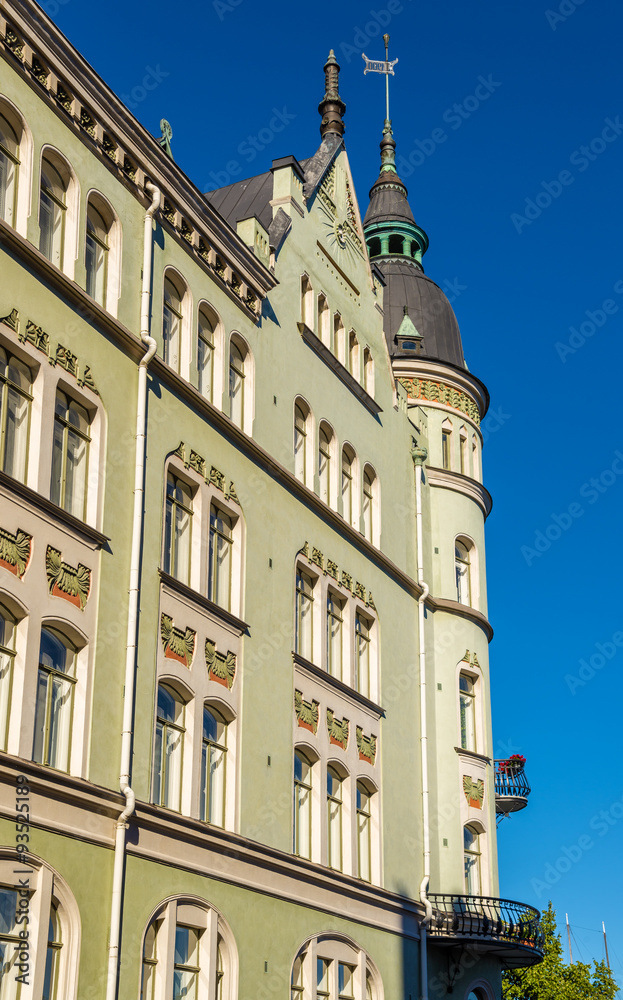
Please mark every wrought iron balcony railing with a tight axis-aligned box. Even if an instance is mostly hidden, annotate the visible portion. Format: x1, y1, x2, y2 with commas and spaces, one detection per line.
494, 761, 531, 815
427, 894, 544, 967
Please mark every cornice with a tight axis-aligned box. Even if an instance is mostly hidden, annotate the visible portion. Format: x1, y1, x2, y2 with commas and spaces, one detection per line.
0, 2, 277, 302
298, 323, 382, 417
159, 571, 249, 636
432, 598, 493, 641
454, 747, 492, 766
0, 469, 109, 548
292, 652, 384, 719
393, 357, 490, 421
426, 465, 493, 519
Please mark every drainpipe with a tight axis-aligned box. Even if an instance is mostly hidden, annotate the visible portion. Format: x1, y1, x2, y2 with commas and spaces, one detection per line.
412, 446, 432, 1000
106, 180, 160, 1000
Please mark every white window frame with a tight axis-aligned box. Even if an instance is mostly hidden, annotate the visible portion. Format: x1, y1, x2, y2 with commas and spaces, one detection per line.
0, 95, 33, 237
290, 935, 383, 1000
85, 190, 121, 316
39, 146, 79, 278
227, 333, 253, 434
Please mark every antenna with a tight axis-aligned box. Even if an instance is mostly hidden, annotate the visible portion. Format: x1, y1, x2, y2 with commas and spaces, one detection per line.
603, 922, 611, 970
566, 913, 573, 964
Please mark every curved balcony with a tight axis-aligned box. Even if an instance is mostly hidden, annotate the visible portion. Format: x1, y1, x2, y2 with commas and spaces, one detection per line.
427, 894, 544, 968
494, 760, 531, 816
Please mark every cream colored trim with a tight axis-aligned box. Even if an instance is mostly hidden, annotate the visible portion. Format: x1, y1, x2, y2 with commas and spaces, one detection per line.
426, 465, 492, 518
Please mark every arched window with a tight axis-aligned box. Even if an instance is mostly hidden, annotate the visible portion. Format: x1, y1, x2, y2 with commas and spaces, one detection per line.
294, 748, 313, 858
141, 899, 235, 1000
294, 401, 310, 484
201, 705, 227, 826
33, 627, 76, 771
362, 466, 378, 544
39, 152, 71, 268
318, 423, 333, 505
326, 592, 344, 681
356, 780, 373, 881
327, 766, 344, 870
341, 446, 355, 524
333, 314, 345, 363
291, 935, 382, 1000
228, 336, 248, 430
464, 825, 481, 895
0, 346, 32, 483
301, 275, 314, 329
198, 304, 218, 401
318, 293, 330, 345
163, 272, 185, 371
85, 194, 114, 307
208, 505, 234, 609
367, 237, 381, 258
164, 473, 193, 585
388, 234, 404, 255
459, 672, 476, 751
455, 539, 472, 605
441, 419, 452, 470
295, 567, 315, 661
153, 683, 185, 811
348, 332, 360, 381
0, 605, 16, 751
0, 110, 19, 227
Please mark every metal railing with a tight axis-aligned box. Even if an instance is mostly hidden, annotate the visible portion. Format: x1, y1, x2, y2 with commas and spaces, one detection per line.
427, 894, 544, 954
494, 761, 531, 800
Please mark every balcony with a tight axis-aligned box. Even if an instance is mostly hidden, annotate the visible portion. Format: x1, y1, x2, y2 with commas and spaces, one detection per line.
494, 759, 531, 817
427, 894, 544, 967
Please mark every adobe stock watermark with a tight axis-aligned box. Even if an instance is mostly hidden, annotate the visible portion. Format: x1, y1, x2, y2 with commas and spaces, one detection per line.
203, 108, 297, 192
480, 406, 511, 445
338, 0, 413, 63
555, 277, 623, 362
394, 75, 501, 178
511, 116, 623, 234
565, 628, 623, 694
120, 65, 170, 113
546, 0, 586, 31
521, 449, 623, 566
531, 790, 623, 897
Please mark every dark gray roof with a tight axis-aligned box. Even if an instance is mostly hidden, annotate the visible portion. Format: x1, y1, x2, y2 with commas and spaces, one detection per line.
379, 259, 465, 369
363, 173, 415, 226
205, 171, 274, 231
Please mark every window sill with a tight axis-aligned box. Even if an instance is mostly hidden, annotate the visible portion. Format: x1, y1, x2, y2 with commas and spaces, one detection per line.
0, 470, 109, 548
292, 651, 384, 718
298, 323, 382, 417
454, 747, 491, 765
159, 570, 249, 636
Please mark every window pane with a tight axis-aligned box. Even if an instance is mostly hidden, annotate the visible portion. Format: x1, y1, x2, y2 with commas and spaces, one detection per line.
48, 674, 72, 770
197, 313, 214, 400
4, 382, 29, 482
296, 571, 313, 661
0, 148, 16, 227
327, 595, 343, 680
86, 231, 107, 305
65, 428, 87, 517
163, 304, 180, 370
50, 407, 64, 507
294, 752, 311, 858
164, 723, 183, 809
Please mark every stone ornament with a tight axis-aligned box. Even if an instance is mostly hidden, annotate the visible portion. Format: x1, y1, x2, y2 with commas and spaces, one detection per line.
160, 614, 196, 667
46, 545, 91, 610
0, 527, 32, 579
205, 640, 236, 690
294, 690, 319, 734
326, 709, 349, 750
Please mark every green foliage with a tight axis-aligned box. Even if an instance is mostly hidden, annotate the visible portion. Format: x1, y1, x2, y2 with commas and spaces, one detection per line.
502, 903, 619, 1000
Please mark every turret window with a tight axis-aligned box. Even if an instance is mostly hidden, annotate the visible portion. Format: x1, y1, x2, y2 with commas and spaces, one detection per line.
455, 538, 472, 606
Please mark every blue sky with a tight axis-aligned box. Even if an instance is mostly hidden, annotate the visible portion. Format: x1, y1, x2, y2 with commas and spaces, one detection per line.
49, 0, 623, 983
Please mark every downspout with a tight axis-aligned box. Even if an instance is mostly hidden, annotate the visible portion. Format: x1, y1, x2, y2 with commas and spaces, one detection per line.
106, 180, 160, 1000
412, 446, 432, 1000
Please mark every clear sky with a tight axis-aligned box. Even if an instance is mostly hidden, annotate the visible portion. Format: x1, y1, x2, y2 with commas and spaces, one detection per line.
48, 0, 623, 985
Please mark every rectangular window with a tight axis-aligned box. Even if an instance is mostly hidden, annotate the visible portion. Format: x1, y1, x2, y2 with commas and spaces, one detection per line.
154, 685, 184, 810
338, 964, 355, 1000
327, 768, 342, 870
50, 391, 90, 518
294, 751, 312, 858
0, 610, 15, 752
357, 783, 372, 881
318, 429, 331, 504
355, 613, 371, 698
459, 673, 476, 751
198, 324, 214, 401
294, 406, 307, 483
0, 349, 32, 483
460, 434, 467, 475
341, 452, 353, 523
295, 569, 314, 661
326, 593, 344, 680
164, 474, 193, 585
442, 431, 451, 470
200, 707, 227, 827
173, 926, 200, 1000
208, 506, 233, 609
0, 888, 22, 984
33, 629, 76, 771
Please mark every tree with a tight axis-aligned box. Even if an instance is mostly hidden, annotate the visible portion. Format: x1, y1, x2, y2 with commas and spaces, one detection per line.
502, 902, 619, 999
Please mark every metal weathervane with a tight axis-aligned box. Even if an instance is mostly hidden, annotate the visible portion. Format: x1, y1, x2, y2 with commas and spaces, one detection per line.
362, 34, 398, 121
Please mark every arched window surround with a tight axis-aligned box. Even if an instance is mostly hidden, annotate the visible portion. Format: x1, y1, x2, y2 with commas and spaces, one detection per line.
39, 145, 80, 278
0, 94, 33, 237
454, 534, 478, 610
361, 464, 380, 545
196, 300, 223, 406
162, 267, 192, 376
456, 657, 485, 756
317, 420, 337, 510
85, 188, 122, 316
228, 332, 253, 434
340, 443, 358, 528
294, 397, 314, 487
291, 932, 383, 1000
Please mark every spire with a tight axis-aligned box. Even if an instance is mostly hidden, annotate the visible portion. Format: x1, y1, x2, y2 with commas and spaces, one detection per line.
380, 118, 397, 175
318, 50, 346, 138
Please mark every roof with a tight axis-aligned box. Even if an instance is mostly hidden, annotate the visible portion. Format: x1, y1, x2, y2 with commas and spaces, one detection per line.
205, 171, 274, 231
363, 173, 415, 226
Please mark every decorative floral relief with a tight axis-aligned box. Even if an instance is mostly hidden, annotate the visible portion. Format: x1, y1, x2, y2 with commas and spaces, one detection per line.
205, 640, 236, 689
45, 546, 91, 610
173, 442, 240, 505
301, 542, 375, 610
294, 689, 319, 734
160, 614, 196, 667
0, 527, 32, 579
326, 709, 349, 750
398, 376, 481, 426
356, 726, 377, 764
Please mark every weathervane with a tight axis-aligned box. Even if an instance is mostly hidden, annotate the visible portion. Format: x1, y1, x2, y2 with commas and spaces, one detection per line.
362, 34, 398, 122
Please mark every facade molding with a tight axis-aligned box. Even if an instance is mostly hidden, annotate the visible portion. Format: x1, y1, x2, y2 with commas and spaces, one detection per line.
426, 465, 493, 518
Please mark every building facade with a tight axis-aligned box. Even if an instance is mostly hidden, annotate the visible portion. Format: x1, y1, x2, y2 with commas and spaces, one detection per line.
0, 5, 541, 1000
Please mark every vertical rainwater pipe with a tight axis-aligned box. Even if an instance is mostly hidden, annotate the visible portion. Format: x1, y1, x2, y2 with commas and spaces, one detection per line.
412, 446, 432, 1000
106, 180, 160, 1000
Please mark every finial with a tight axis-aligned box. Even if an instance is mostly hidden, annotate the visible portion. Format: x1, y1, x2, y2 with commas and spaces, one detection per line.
319, 49, 346, 138
158, 119, 173, 159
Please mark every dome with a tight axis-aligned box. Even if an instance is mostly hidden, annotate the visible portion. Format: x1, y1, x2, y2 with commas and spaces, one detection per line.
377, 260, 465, 369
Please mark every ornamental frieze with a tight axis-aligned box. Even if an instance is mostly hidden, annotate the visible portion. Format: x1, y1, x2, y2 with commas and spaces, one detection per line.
294, 689, 319, 734
205, 639, 236, 689
327, 709, 349, 750
397, 376, 480, 426
173, 442, 240, 505
0, 309, 100, 395
0, 527, 32, 579
301, 542, 375, 610
463, 776, 484, 809
356, 726, 377, 765
160, 614, 196, 667
45, 546, 91, 610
